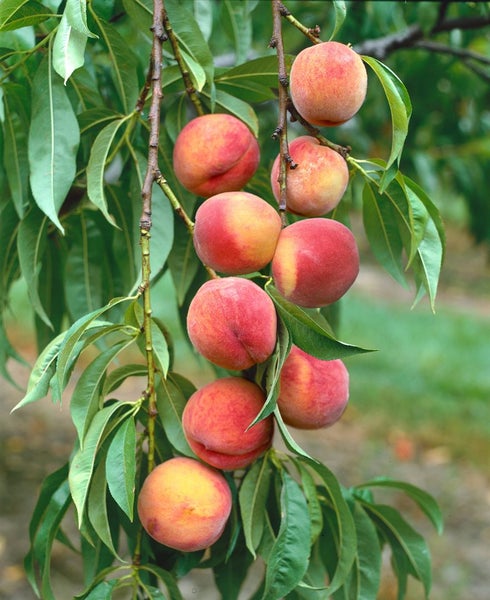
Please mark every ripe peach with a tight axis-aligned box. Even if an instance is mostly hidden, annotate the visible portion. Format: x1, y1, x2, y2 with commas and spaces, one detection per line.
173, 114, 260, 197
193, 191, 282, 274
277, 345, 349, 429
182, 377, 273, 470
270, 136, 349, 216
289, 41, 368, 127
137, 457, 232, 552
271, 218, 359, 307
186, 277, 277, 370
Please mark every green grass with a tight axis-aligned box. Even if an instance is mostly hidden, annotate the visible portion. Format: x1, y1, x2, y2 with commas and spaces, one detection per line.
340, 291, 490, 466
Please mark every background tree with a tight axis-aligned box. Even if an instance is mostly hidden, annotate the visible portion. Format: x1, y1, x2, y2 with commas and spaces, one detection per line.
2, 1, 488, 599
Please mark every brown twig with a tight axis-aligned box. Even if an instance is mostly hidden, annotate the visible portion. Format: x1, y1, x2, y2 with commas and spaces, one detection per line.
162, 1, 204, 116
271, 0, 296, 220
278, 1, 321, 44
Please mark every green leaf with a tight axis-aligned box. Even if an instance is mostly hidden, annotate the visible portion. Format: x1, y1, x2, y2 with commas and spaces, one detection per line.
166, 0, 214, 86
220, 0, 254, 64
17, 206, 51, 326
156, 375, 195, 457
201, 88, 259, 137
300, 458, 357, 596
294, 461, 323, 545
65, 0, 97, 37
11, 331, 66, 411
249, 319, 291, 427
362, 182, 406, 286
80, 578, 118, 600
262, 471, 311, 600
239, 455, 273, 557
343, 500, 382, 600
2, 83, 29, 217
53, 11, 88, 83
56, 295, 134, 400
25, 464, 72, 600
139, 564, 184, 599
329, 1, 347, 40
355, 478, 443, 535
87, 459, 120, 557
150, 318, 170, 377
274, 408, 313, 460
28, 52, 80, 232
86, 117, 130, 225
69, 401, 136, 526
102, 363, 148, 397
167, 217, 200, 305
106, 416, 137, 520
361, 56, 412, 191
70, 336, 137, 443
362, 503, 432, 597
0, 0, 52, 31
90, 14, 139, 112
266, 282, 374, 360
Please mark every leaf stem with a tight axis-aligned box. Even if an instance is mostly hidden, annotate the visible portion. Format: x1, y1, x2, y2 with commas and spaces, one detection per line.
162, 0, 205, 116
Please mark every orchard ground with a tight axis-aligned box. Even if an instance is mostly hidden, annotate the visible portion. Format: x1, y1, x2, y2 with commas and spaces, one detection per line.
0, 221, 489, 600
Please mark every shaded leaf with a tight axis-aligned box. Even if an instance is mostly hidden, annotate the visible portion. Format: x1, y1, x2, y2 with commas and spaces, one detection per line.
106, 416, 137, 520
0, 0, 52, 31
156, 374, 195, 457
262, 471, 311, 600
87, 459, 120, 557
239, 455, 272, 557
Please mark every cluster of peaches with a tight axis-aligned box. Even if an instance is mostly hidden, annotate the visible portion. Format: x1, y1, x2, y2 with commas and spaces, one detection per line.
138, 42, 368, 553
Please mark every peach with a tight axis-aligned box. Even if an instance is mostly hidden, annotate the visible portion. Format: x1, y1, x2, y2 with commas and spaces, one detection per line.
277, 345, 349, 429
289, 41, 368, 127
182, 377, 273, 470
270, 136, 349, 216
193, 191, 282, 274
137, 457, 232, 552
186, 277, 277, 370
173, 113, 260, 197
271, 218, 359, 307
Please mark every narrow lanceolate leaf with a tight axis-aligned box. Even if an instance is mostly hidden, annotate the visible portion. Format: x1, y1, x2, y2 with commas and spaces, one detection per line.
17, 207, 51, 326
300, 458, 357, 596
25, 464, 72, 600
70, 337, 137, 444
262, 471, 311, 600
329, 1, 347, 40
221, 0, 254, 64
266, 282, 374, 360
239, 455, 272, 557
69, 401, 135, 526
90, 14, 139, 113
2, 83, 29, 217
346, 500, 382, 600
203, 88, 259, 137
156, 375, 195, 457
356, 477, 443, 535
56, 295, 134, 393
363, 503, 433, 597
362, 182, 406, 287
0, 0, 52, 31
106, 416, 136, 520
53, 11, 88, 83
86, 117, 130, 225
65, 0, 96, 37
361, 56, 412, 191
274, 408, 313, 460
167, 218, 200, 305
11, 331, 66, 411
87, 460, 120, 557
28, 53, 80, 232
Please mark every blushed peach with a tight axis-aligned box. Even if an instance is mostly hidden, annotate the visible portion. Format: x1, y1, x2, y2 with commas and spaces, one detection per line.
182, 377, 273, 470
277, 345, 349, 429
270, 136, 349, 216
193, 191, 282, 274
173, 114, 260, 197
137, 457, 232, 552
271, 218, 359, 307
289, 41, 368, 127
186, 277, 277, 370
